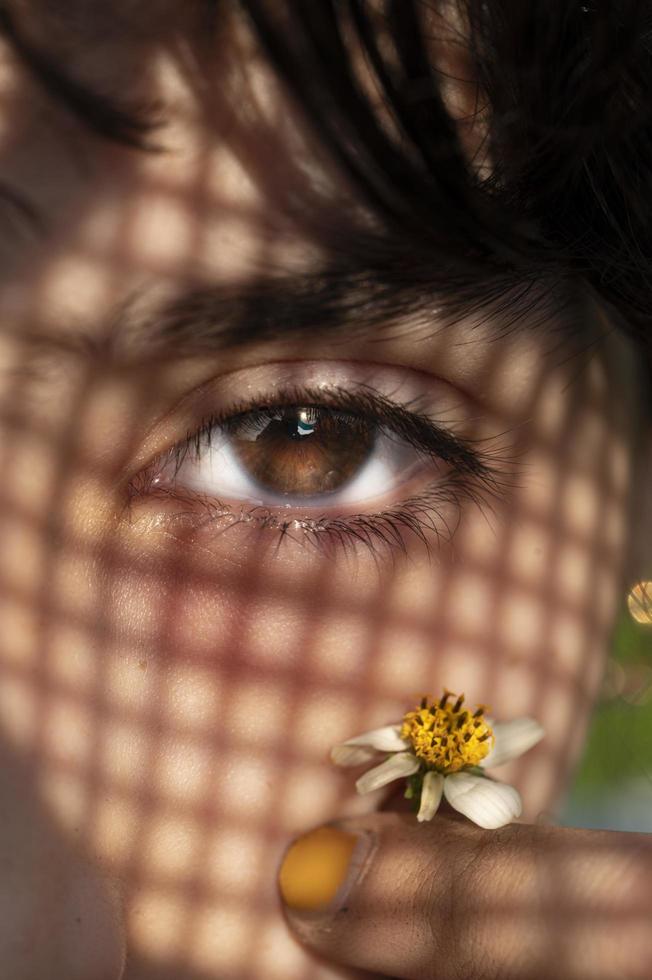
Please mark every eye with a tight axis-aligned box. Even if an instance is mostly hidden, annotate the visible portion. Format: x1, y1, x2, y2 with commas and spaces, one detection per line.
152, 402, 426, 510
130, 372, 509, 558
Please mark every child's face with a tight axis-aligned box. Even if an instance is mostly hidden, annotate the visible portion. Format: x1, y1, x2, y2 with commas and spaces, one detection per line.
0, 9, 646, 979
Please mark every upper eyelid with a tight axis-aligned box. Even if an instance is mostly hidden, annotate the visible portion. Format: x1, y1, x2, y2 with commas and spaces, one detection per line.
127, 357, 486, 475
176, 386, 479, 466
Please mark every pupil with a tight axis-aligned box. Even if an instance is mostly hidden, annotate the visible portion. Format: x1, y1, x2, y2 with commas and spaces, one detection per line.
232, 406, 374, 497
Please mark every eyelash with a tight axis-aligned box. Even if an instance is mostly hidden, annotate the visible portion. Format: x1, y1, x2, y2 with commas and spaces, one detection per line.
130, 384, 513, 558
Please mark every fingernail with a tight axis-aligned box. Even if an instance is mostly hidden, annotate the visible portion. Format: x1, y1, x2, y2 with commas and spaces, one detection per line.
278, 825, 375, 915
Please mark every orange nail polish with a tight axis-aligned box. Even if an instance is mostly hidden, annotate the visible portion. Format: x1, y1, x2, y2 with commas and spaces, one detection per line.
279, 826, 370, 913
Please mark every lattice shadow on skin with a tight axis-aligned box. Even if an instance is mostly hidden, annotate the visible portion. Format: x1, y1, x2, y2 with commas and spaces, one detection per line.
0, 9, 642, 980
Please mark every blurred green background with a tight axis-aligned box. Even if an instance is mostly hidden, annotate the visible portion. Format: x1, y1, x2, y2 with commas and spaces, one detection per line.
562, 613, 652, 831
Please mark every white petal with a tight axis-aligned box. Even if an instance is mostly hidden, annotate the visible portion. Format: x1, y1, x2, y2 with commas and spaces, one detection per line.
355, 752, 420, 795
330, 725, 409, 767
443, 772, 522, 829
417, 771, 444, 822
481, 718, 544, 768
330, 745, 380, 767
345, 724, 409, 751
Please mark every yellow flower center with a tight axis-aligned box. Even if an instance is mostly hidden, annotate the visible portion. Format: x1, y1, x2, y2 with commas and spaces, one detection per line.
400, 692, 494, 773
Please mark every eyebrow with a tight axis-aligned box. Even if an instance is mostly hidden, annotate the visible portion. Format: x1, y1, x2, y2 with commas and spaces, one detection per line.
107, 263, 579, 364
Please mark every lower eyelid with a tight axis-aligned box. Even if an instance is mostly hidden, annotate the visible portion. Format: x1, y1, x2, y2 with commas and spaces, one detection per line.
127, 463, 491, 562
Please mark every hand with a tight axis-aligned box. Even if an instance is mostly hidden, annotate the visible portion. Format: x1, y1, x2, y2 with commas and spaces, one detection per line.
279, 811, 652, 980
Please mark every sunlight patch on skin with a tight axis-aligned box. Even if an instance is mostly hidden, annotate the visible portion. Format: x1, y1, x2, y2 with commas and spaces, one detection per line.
46, 624, 99, 694
216, 749, 279, 817
39, 768, 89, 828
43, 697, 94, 769
241, 597, 317, 669
72, 377, 146, 467
225, 679, 293, 749
561, 474, 601, 537
493, 661, 541, 717
498, 592, 546, 655
207, 827, 267, 897
192, 900, 255, 975
49, 547, 105, 622
519, 448, 560, 518
434, 643, 486, 700
278, 765, 341, 827
374, 630, 433, 694
253, 915, 318, 979
142, 811, 203, 880
166, 586, 242, 662
586, 350, 610, 399
381, 560, 448, 618
0, 602, 40, 667
482, 331, 543, 418
556, 543, 592, 605
536, 372, 571, 442
90, 795, 143, 867
308, 613, 376, 682
446, 572, 494, 640
0, 673, 38, 748
129, 193, 196, 269
572, 410, 610, 471
206, 145, 265, 209
609, 438, 631, 495
159, 662, 224, 734
507, 521, 551, 586
197, 214, 289, 281
100, 718, 154, 791
107, 573, 177, 647
0, 433, 65, 515
40, 254, 113, 322
453, 506, 503, 566
105, 652, 160, 711
550, 612, 587, 673
0, 518, 43, 593
293, 693, 360, 757
128, 887, 187, 960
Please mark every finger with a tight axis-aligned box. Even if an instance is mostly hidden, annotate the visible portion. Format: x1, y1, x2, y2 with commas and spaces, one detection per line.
278, 812, 652, 980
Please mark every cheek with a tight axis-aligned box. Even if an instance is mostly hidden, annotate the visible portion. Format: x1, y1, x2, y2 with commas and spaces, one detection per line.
84, 416, 626, 881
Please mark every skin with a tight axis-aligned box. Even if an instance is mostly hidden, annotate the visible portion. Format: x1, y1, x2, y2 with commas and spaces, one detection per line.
0, 5, 649, 979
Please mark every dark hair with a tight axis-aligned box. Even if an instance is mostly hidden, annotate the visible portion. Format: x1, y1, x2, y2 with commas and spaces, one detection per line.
2, 1, 651, 392
238, 0, 652, 391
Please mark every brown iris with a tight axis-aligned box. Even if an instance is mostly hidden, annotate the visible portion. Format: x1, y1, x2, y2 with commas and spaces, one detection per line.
229, 407, 375, 497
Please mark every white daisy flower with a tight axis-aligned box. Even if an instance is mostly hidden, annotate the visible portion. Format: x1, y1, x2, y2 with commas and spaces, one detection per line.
331, 691, 544, 830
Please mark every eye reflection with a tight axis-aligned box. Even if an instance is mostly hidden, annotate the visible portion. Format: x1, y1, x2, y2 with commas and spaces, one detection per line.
228, 406, 375, 496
